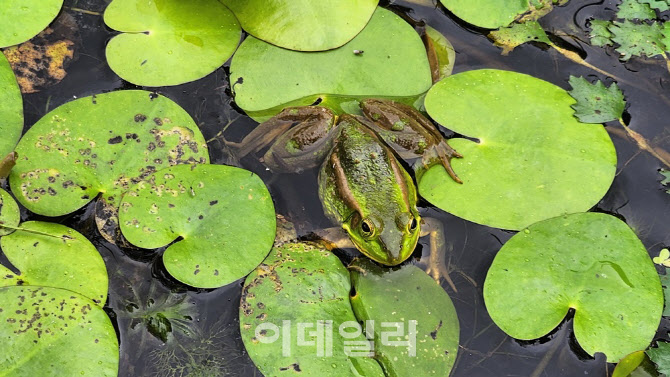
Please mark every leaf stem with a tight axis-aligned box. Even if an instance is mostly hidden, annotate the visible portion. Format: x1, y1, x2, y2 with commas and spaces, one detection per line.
549, 43, 618, 79
0, 224, 68, 240
616, 118, 670, 168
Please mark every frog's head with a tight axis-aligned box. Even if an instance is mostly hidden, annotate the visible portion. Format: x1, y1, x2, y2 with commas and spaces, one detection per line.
343, 210, 421, 266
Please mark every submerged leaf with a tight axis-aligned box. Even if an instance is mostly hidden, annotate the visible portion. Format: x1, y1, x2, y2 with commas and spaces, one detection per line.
0, 286, 118, 376
0, 53, 23, 159
229, 8, 432, 118
421, 69, 616, 230
589, 19, 614, 47
617, 0, 656, 21
661, 273, 670, 316
610, 20, 666, 61
568, 76, 626, 123
0, 0, 64, 48
489, 21, 551, 55
647, 342, 670, 375
221, 0, 379, 51
10, 90, 209, 244
0, 221, 109, 305
104, 0, 241, 86
119, 164, 276, 288
484, 213, 663, 361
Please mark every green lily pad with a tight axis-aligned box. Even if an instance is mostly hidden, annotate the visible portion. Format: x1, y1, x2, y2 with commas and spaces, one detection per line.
0, 221, 108, 305
0, 53, 23, 159
0, 285, 118, 376
220, 0, 378, 51
483, 212, 663, 362
119, 164, 276, 288
104, 0, 241, 86
613, 351, 657, 377
229, 7, 432, 118
420, 69, 617, 230
9, 90, 209, 244
440, 0, 530, 29
350, 261, 459, 375
0, 188, 20, 236
0, 0, 64, 48
240, 242, 385, 376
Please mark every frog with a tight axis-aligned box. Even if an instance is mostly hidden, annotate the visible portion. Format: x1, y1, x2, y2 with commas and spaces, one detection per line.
229, 99, 462, 289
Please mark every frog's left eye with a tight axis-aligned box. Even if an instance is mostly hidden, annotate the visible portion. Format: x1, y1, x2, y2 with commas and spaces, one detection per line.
360, 219, 375, 238
409, 217, 418, 231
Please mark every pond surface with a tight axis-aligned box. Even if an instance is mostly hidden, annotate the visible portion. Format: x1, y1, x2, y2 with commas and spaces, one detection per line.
5, 0, 670, 376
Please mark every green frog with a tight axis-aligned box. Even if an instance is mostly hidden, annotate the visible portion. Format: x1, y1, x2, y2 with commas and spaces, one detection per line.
230, 99, 461, 289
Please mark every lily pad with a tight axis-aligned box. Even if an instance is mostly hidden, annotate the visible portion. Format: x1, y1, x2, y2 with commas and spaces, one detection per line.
350, 261, 460, 376
0, 286, 118, 376
0, 52, 23, 159
483, 212, 663, 361
0, 188, 20, 236
240, 242, 385, 376
119, 164, 276, 288
420, 69, 617, 230
104, 0, 241, 86
0, 221, 108, 305
229, 7, 432, 118
220, 0, 378, 51
440, 0, 530, 29
9, 90, 209, 244
0, 0, 64, 48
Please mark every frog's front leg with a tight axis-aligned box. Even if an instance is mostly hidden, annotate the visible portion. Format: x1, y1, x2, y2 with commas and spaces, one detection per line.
360, 99, 462, 183
420, 217, 458, 292
310, 227, 356, 251
227, 106, 339, 173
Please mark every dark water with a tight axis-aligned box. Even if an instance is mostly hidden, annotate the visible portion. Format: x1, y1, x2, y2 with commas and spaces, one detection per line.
4, 0, 670, 376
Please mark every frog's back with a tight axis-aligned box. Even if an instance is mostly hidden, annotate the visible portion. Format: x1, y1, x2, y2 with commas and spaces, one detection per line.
318, 115, 416, 224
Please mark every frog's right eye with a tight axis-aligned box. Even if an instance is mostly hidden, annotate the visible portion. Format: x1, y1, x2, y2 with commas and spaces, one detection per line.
360, 219, 375, 238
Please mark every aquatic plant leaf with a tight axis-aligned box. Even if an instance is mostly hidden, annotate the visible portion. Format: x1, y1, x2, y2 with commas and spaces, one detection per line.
0, 286, 118, 376
0, 53, 23, 159
424, 26, 456, 82
229, 8, 432, 118
240, 242, 386, 376
647, 342, 670, 375
0, 221, 108, 306
420, 69, 616, 230
640, 0, 670, 11
10, 90, 209, 244
119, 164, 276, 288
350, 261, 460, 376
612, 351, 656, 377
661, 273, 670, 316
0, 0, 64, 48
104, 0, 241, 86
617, 0, 656, 20
440, 0, 529, 29
610, 21, 666, 61
568, 76, 626, 123
484, 213, 663, 361
0, 188, 20, 236
220, 0, 378, 51
661, 170, 670, 194
590, 19, 614, 47
489, 21, 551, 55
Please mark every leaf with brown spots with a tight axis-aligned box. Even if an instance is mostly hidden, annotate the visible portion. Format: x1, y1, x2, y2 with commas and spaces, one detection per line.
0, 221, 108, 306
10, 90, 209, 244
0, 286, 118, 376
119, 164, 275, 288
2, 12, 79, 94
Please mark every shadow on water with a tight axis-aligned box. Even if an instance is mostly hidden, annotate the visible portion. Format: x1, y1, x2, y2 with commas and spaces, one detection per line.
2, 0, 669, 376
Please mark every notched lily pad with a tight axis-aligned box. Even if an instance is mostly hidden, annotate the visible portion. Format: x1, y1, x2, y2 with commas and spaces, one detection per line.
229, 8, 432, 119
350, 261, 460, 376
0, 0, 64, 48
104, 0, 241, 86
0, 188, 20, 236
0, 221, 108, 305
421, 69, 617, 230
0, 52, 23, 160
440, 0, 564, 29
0, 286, 118, 376
483, 213, 663, 361
240, 242, 385, 377
119, 164, 276, 288
221, 0, 378, 51
10, 90, 209, 244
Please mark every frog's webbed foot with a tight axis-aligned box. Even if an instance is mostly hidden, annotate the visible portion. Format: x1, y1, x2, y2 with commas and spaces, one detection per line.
420, 217, 458, 292
422, 142, 463, 184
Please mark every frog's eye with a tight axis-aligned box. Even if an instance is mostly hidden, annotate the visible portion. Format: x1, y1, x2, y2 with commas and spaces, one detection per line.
409, 217, 418, 232
360, 219, 375, 238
